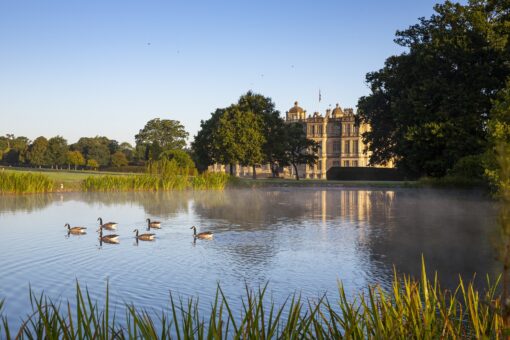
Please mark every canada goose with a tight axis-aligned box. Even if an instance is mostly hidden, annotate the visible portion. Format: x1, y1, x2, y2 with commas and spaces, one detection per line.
64, 223, 86, 234
190, 226, 213, 239
133, 229, 155, 241
97, 227, 119, 244
146, 218, 161, 230
97, 217, 118, 230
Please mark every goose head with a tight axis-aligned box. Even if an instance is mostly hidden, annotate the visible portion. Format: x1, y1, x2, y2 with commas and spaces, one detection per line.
133, 229, 139, 236
97, 217, 103, 225
65, 223, 70, 229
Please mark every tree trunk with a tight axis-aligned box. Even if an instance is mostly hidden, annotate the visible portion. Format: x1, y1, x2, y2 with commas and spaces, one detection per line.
229, 163, 234, 176
293, 163, 299, 180
252, 165, 257, 179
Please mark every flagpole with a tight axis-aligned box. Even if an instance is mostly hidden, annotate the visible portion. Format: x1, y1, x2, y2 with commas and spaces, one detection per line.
318, 88, 321, 114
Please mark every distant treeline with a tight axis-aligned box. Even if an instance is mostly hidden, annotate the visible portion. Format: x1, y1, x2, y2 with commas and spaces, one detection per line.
0, 118, 190, 171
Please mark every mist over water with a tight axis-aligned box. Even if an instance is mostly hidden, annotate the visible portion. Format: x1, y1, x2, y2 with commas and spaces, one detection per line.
0, 188, 499, 327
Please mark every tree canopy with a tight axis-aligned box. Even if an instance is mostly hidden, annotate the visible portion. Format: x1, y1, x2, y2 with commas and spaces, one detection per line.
47, 136, 68, 168
27, 136, 49, 167
135, 118, 189, 161
357, 0, 510, 177
282, 122, 320, 180
192, 92, 318, 177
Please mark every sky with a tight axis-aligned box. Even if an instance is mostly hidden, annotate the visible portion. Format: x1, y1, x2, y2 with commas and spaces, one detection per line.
0, 0, 452, 145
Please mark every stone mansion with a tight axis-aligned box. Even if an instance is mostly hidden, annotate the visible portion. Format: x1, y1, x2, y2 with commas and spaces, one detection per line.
209, 101, 393, 179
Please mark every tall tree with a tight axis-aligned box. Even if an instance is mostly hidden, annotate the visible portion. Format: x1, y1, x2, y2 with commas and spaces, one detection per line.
27, 136, 49, 167
47, 136, 68, 168
213, 106, 265, 177
111, 151, 128, 168
282, 122, 320, 180
72, 137, 111, 166
67, 150, 85, 170
191, 109, 225, 172
357, 0, 510, 177
135, 118, 189, 161
119, 142, 135, 162
237, 91, 287, 177
1, 136, 30, 165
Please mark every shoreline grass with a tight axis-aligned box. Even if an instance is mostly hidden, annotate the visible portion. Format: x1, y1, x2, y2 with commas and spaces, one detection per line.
0, 171, 54, 194
0, 261, 504, 338
2, 167, 491, 194
81, 172, 231, 192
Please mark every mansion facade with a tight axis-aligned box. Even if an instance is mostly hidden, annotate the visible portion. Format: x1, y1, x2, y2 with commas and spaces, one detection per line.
209, 101, 393, 179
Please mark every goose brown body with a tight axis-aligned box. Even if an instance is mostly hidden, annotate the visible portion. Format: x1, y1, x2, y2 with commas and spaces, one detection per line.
97, 227, 119, 244
65, 223, 87, 234
133, 229, 155, 241
191, 226, 213, 239
146, 218, 161, 230
97, 217, 118, 230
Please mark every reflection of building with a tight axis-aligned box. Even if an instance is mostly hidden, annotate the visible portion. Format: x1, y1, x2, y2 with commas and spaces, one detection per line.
209, 101, 393, 179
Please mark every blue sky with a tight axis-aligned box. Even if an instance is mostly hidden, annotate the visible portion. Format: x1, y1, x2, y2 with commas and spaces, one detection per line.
0, 0, 449, 145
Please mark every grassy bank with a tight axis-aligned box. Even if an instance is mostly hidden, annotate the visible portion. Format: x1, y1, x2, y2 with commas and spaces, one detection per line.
0, 261, 503, 338
2, 167, 492, 194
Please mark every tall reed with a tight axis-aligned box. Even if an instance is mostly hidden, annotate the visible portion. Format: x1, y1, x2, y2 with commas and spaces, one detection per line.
82, 173, 230, 192
0, 171, 54, 194
0, 261, 505, 339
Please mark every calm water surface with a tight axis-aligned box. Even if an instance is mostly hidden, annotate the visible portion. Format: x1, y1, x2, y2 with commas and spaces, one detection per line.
0, 188, 499, 326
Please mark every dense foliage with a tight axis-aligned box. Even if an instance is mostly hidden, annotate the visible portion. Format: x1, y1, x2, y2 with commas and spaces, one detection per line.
357, 0, 510, 177
192, 91, 319, 179
135, 118, 189, 161
0, 118, 189, 171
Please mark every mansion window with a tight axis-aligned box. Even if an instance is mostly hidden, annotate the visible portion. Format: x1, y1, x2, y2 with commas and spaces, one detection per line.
343, 160, 350, 167
352, 160, 358, 167
344, 140, 350, 154
333, 141, 340, 152
345, 124, 351, 136
353, 140, 359, 154
318, 125, 323, 135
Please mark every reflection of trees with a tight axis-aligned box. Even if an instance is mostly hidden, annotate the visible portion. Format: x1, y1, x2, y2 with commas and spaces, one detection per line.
192, 189, 314, 227
77, 192, 191, 218
359, 190, 500, 289
0, 194, 56, 214
0, 191, 192, 218
191, 189, 321, 272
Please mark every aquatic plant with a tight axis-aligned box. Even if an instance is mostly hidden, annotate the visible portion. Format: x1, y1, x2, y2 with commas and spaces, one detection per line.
82, 172, 231, 192
191, 172, 230, 190
0, 171, 54, 194
0, 261, 505, 339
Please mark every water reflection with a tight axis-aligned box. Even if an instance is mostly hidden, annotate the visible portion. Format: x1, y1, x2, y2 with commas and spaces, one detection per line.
0, 188, 500, 329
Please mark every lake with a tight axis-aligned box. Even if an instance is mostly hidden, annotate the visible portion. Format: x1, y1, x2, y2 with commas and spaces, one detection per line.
0, 188, 500, 327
